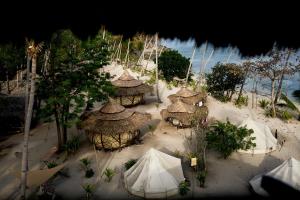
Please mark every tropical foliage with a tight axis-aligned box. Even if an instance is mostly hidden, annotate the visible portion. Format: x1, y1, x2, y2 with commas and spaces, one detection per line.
206, 120, 256, 158
157, 50, 190, 82
37, 30, 115, 151
207, 63, 244, 102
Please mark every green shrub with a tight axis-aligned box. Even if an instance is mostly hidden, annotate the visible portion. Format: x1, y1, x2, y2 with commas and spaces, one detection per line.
206, 121, 256, 158
124, 159, 137, 170
64, 135, 80, 154
185, 152, 197, 160
278, 110, 293, 121
173, 149, 183, 158
103, 168, 115, 182
259, 99, 269, 109
82, 184, 94, 200
235, 95, 248, 108
85, 168, 95, 178
179, 181, 190, 196
196, 170, 206, 187
264, 108, 273, 117
80, 158, 91, 170
46, 161, 58, 169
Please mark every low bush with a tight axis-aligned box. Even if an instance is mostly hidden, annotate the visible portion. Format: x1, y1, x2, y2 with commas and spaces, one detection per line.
124, 159, 137, 170
64, 135, 80, 154
206, 120, 256, 158
259, 99, 269, 109
235, 95, 248, 108
85, 169, 95, 178
278, 110, 293, 121
103, 168, 115, 182
179, 181, 190, 196
196, 170, 207, 187
82, 184, 94, 200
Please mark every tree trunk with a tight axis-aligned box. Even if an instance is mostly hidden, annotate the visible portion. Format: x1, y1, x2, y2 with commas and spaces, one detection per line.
6, 71, 10, 94
274, 73, 284, 104
25, 55, 31, 117
20, 55, 36, 199
237, 69, 249, 101
271, 79, 276, 117
62, 104, 70, 144
275, 50, 291, 104
54, 106, 63, 151
229, 88, 235, 101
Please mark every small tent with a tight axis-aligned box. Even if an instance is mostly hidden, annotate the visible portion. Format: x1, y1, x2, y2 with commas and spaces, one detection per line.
249, 157, 300, 196
238, 118, 277, 154
124, 148, 185, 198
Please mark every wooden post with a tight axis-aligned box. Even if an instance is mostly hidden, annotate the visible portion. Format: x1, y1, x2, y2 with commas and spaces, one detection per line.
185, 47, 196, 85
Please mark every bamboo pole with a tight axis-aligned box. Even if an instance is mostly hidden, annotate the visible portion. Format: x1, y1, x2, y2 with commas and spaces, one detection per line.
199, 41, 207, 85
124, 39, 131, 68
185, 47, 196, 85
137, 36, 148, 66
225, 48, 233, 63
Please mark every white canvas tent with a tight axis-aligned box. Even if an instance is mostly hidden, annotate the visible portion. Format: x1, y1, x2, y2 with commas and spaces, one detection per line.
238, 118, 277, 154
249, 157, 300, 196
124, 148, 185, 198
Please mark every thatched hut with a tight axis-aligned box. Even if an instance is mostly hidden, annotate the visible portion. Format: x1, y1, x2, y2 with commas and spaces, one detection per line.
161, 98, 208, 128
79, 98, 151, 150
111, 70, 152, 107
168, 87, 206, 106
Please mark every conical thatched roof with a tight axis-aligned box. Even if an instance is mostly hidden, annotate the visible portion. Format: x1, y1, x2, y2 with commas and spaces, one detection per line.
167, 98, 196, 114
176, 87, 198, 97
111, 70, 153, 97
79, 98, 151, 135
112, 70, 143, 88
168, 87, 206, 105
161, 98, 208, 127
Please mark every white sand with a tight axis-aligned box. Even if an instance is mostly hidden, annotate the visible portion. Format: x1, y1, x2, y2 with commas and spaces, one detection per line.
1, 63, 300, 199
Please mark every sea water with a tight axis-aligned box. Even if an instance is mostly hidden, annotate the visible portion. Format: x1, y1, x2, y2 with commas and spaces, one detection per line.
161, 38, 300, 106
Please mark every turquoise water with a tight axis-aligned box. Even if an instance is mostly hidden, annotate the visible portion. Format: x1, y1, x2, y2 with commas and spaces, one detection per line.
161, 38, 300, 104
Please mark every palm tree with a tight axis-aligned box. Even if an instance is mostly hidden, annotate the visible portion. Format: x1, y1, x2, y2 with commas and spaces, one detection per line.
20, 40, 43, 199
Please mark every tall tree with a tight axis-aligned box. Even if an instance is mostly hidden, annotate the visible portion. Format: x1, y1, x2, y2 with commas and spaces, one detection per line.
20, 40, 43, 199
207, 63, 244, 101
37, 30, 114, 151
274, 49, 299, 104
237, 61, 254, 101
254, 49, 281, 117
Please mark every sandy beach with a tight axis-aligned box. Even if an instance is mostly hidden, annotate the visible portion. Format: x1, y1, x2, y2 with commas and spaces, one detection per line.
0, 65, 299, 199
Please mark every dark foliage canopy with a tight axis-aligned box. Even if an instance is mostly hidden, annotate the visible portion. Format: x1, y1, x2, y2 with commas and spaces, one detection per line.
157, 50, 190, 82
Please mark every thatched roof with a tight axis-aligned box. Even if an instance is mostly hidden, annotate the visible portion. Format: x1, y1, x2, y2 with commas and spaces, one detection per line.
112, 70, 143, 88
168, 87, 207, 105
112, 70, 153, 96
79, 98, 151, 135
161, 100, 209, 127
167, 98, 196, 114
161, 109, 195, 126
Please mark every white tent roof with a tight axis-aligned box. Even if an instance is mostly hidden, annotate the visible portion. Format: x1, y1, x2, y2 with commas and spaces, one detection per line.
238, 118, 277, 154
249, 157, 300, 196
124, 148, 185, 198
